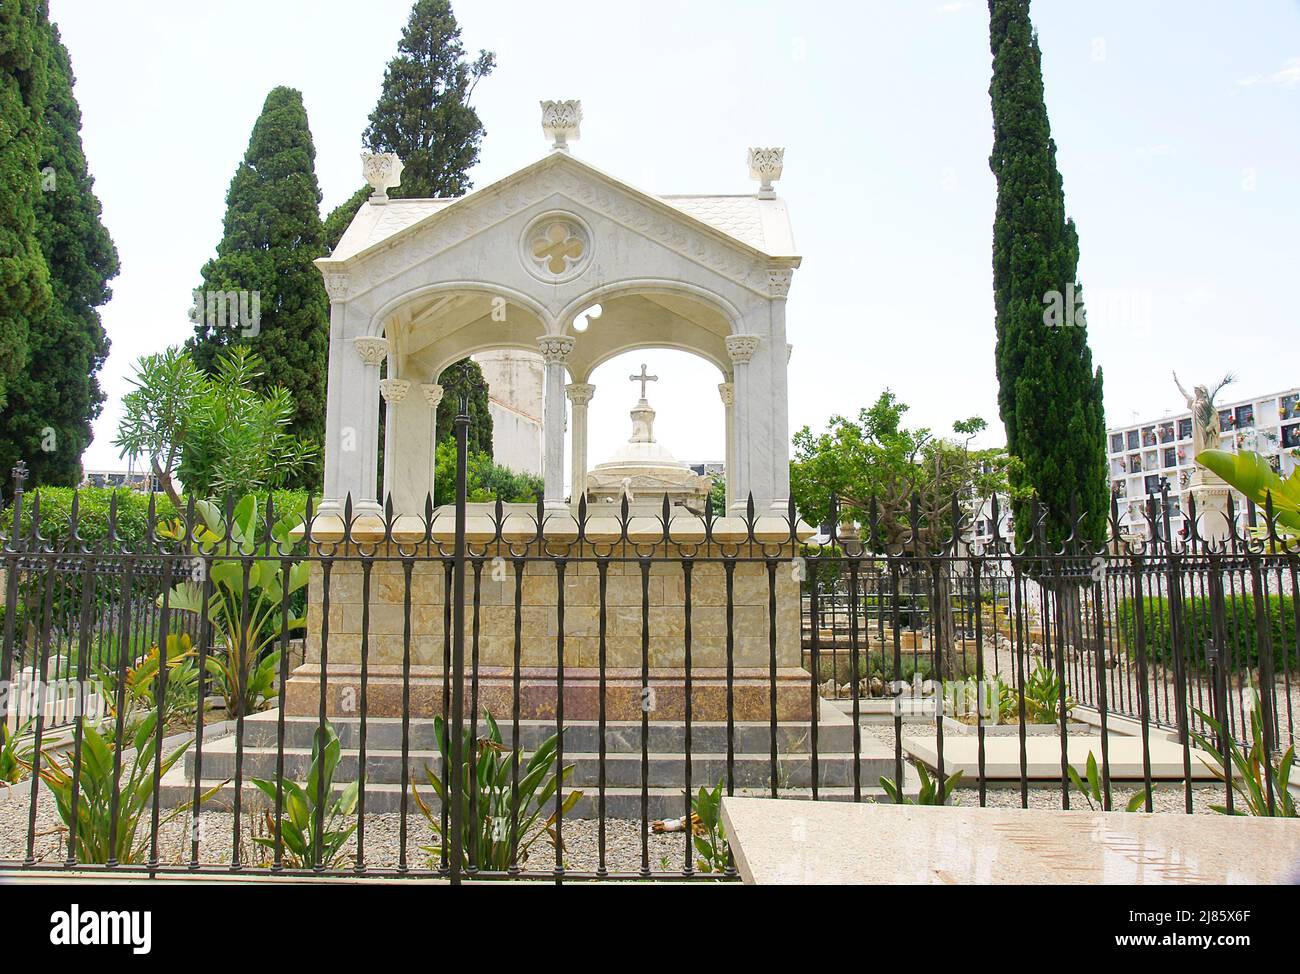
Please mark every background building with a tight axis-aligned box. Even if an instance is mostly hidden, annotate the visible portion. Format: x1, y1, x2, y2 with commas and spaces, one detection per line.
967, 385, 1300, 547
1107, 385, 1300, 539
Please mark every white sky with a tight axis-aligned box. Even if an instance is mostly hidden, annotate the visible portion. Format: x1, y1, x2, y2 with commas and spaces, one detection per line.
53, 0, 1300, 479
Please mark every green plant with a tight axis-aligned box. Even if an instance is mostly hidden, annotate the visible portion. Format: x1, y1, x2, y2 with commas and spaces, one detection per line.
1116, 594, 1296, 669
1196, 449, 1300, 539
252, 723, 359, 868
0, 718, 36, 784
114, 345, 317, 507
412, 711, 581, 871
1191, 689, 1296, 817
433, 440, 542, 507
880, 761, 963, 805
690, 779, 729, 874
96, 632, 200, 732
36, 713, 192, 864
945, 675, 1018, 726
160, 494, 307, 717
1067, 752, 1153, 812
1021, 664, 1074, 724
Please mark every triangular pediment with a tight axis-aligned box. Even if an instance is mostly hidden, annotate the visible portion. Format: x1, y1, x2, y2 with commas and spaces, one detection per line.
319, 151, 798, 299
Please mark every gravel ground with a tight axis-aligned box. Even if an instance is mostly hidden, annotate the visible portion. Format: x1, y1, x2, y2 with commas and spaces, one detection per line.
0, 752, 1245, 877
0, 780, 702, 876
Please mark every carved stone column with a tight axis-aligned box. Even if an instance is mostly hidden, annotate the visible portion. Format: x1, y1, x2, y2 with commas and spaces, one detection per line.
325, 333, 386, 517
725, 334, 760, 513
537, 335, 576, 510
718, 381, 735, 511
566, 382, 596, 504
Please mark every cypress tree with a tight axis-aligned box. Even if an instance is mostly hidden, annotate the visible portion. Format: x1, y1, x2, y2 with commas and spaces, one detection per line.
323, 0, 495, 253
435, 359, 493, 457
324, 0, 497, 459
186, 86, 330, 458
0, 12, 118, 486
0, 0, 51, 415
989, 0, 1108, 545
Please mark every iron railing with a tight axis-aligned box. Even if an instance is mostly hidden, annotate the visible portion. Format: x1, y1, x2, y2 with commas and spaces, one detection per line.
2, 439, 1297, 881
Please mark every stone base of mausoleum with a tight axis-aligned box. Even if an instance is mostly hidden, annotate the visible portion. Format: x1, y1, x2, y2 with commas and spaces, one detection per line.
283, 663, 814, 721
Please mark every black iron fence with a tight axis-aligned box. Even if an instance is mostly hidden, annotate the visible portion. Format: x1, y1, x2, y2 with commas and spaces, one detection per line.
2, 439, 1297, 881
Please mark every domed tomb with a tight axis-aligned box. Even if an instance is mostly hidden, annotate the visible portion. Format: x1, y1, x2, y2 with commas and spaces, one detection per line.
584, 364, 712, 510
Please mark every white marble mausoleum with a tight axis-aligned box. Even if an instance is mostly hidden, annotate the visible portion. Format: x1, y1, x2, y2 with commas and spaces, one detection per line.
312, 101, 800, 525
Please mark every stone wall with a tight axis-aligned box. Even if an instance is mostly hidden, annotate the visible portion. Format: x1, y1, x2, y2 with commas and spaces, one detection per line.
287, 541, 811, 721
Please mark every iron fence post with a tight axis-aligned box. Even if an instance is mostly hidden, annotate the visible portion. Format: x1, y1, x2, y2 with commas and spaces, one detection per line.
449, 400, 470, 883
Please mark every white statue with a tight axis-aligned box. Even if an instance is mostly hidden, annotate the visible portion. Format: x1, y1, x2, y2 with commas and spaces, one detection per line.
1173, 371, 1235, 456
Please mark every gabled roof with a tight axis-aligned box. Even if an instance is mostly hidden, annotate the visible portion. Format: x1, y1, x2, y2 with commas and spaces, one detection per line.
324, 150, 798, 266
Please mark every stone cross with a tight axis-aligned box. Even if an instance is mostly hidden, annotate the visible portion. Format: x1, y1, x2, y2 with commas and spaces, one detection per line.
630, 363, 658, 400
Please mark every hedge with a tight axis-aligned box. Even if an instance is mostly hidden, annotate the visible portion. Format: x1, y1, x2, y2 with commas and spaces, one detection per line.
1115, 594, 1297, 669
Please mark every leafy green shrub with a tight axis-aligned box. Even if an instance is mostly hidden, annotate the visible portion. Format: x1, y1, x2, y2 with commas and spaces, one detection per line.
1, 486, 177, 548
36, 713, 192, 864
159, 495, 307, 717
691, 779, 729, 874
880, 761, 962, 805
0, 718, 35, 784
1192, 688, 1296, 817
413, 711, 581, 871
252, 723, 359, 868
1116, 595, 1296, 669
1068, 751, 1153, 812
96, 633, 200, 732
433, 440, 543, 507
1021, 664, 1075, 724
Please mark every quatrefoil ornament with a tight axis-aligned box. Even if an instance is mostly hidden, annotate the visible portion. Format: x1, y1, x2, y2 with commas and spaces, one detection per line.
521, 212, 592, 282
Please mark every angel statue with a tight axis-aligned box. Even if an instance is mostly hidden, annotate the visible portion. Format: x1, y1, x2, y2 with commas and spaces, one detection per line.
1173, 371, 1235, 456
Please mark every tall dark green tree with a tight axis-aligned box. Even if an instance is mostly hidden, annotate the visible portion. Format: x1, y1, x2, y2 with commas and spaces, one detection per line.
0, 12, 118, 486
324, 0, 495, 253
435, 359, 493, 457
989, 0, 1107, 546
186, 87, 330, 463
325, 0, 497, 459
0, 0, 51, 417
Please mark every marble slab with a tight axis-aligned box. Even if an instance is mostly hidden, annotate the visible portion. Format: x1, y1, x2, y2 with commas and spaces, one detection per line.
720, 796, 1300, 884
902, 733, 1221, 780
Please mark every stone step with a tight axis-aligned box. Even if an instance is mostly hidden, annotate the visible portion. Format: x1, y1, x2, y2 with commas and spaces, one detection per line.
182, 737, 895, 789
229, 710, 857, 755
159, 767, 915, 819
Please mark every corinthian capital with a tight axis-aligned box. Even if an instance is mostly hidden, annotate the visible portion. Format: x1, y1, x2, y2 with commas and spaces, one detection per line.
421, 383, 445, 408
537, 335, 576, 365
379, 378, 411, 403
354, 336, 389, 367
322, 270, 350, 302
566, 382, 596, 406
725, 334, 761, 365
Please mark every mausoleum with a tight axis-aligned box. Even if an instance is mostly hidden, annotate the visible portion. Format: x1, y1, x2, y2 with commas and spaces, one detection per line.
289, 101, 810, 722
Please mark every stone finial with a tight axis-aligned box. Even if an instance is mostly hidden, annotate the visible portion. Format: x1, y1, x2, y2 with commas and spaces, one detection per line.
421, 383, 445, 409
725, 334, 761, 365
747, 147, 784, 199
566, 382, 596, 407
354, 336, 389, 367
541, 100, 582, 152
361, 151, 404, 203
379, 378, 411, 403
537, 334, 576, 365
